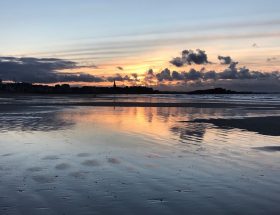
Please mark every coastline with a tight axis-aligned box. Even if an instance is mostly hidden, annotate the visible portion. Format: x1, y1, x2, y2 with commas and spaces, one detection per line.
0, 101, 279, 109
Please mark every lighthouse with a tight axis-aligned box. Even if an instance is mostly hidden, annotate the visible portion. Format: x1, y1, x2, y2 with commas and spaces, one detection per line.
113, 80, 117, 88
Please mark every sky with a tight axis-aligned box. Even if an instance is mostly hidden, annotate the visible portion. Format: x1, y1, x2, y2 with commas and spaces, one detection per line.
0, 0, 279, 91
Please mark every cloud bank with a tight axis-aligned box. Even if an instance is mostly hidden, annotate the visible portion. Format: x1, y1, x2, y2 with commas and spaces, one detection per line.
147, 64, 279, 82
0, 57, 104, 83
0, 57, 136, 84
0, 51, 279, 92
218, 55, 233, 65
145, 59, 280, 92
170, 49, 210, 67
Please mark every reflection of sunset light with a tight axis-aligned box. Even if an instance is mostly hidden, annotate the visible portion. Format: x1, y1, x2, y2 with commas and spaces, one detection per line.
61, 107, 175, 142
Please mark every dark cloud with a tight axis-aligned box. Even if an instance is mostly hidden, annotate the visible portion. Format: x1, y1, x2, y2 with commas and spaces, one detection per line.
237, 67, 252, 79
0, 57, 103, 83
218, 55, 233, 65
252, 43, 258, 48
58, 73, 104, 83
156, 68, 173, 81
172, 71, 184, 80
147, 69, 154, 76
185, 69, 202, 80
216, 62, 279, 80
170, 57, 184, 67
182, 49, 209, 65
106, 73, 139, 83
145, 62, 280, 92
116, 66, 124, 71
131, 73, 137, 79
107, 74, 124, 82
1, 53, 279, 92
144, 69, 155, 84
156, 78, 280, 93
170, 49, 210, 67
131, 73, 139, 81
203, 71, 217, 80
218, 62, 239, 79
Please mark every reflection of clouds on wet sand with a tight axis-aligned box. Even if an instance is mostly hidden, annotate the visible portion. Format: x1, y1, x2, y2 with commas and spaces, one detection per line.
1, 102, 277, 145
0, 106, 74, 132
170, 123, 207, 143
58, 106, 227, 145
0, 98, 280, 214
58, 105, 280, 147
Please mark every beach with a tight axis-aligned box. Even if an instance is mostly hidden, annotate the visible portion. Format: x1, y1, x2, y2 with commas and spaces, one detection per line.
0, 94, 279, 214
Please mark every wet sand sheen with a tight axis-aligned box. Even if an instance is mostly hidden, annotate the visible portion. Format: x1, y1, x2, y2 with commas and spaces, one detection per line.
0, 96, 279, 214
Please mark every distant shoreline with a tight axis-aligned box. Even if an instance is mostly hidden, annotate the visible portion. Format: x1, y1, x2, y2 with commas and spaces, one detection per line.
1, 83, 279, 95
0, 101, 279, 109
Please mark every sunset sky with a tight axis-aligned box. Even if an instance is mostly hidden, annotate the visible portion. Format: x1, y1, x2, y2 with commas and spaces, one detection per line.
0, 0, 279, 91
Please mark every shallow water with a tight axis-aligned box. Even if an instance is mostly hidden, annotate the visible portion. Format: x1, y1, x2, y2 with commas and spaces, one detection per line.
0, 97, 279, 214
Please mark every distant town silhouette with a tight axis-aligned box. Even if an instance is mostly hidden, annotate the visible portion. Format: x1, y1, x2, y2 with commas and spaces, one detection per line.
0, 80, 262, 95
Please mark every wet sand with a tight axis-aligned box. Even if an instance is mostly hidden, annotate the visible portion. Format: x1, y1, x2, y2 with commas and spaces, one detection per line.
188, 116, 280, 136
0, 95, 279, 214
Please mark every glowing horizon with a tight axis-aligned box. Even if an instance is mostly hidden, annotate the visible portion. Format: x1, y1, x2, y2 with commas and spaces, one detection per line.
0, 0, 279, 91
